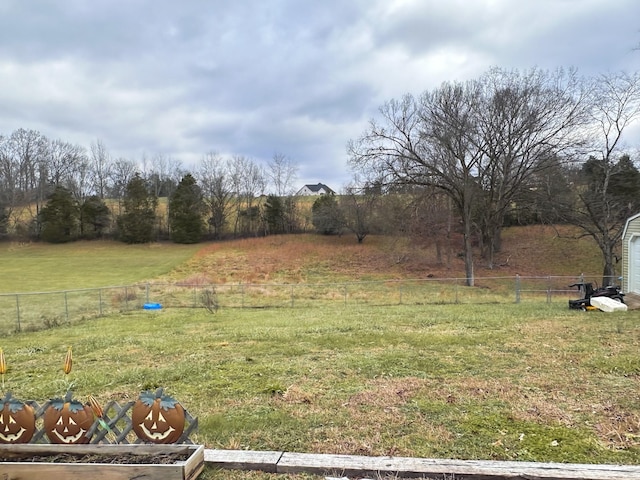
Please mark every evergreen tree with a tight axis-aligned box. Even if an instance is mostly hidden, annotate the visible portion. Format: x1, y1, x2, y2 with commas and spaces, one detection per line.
264, 194, 285, 234
117, 173, 158, 243
40, 186, 79, 243
79, 195, 111, 239
168, 173, 206, 244
312, 195, 343, 235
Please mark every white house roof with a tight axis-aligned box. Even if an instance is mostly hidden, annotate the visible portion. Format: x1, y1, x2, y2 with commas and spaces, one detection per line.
297, 183, 335, 194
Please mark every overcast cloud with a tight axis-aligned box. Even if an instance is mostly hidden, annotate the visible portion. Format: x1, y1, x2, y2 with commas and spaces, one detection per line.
0, 0, 638, 190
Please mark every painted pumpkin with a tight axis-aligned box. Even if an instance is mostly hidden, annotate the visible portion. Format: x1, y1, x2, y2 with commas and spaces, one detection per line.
132, 388, 184, 444
0, 392, 36, 444
43, 391, 94, 444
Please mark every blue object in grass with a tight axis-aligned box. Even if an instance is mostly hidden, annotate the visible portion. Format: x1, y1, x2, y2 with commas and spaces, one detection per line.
143, 303, 162, 310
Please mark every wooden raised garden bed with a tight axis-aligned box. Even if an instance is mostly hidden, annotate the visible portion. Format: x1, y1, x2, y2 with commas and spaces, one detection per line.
0, 443, 204, 480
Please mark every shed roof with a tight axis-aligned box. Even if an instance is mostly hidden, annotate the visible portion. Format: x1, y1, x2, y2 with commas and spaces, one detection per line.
622, 212, 640, 241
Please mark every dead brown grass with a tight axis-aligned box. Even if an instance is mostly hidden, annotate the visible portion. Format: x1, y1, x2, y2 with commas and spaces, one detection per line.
594, 403, 640, 448
159, 225, 604, 285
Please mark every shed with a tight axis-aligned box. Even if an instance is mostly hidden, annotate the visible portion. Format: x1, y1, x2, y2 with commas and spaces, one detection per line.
621, 212, 640, 294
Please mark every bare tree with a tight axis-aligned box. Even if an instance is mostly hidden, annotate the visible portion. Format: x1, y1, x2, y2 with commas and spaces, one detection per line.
109, 157, 138, 215
48, 139, 86, 187
228, 155, 266, 237
473, 67, 590, 267
560, 71, 640, 285
340, 178, 380, 244
0, 135, 17, 229
7, 128, 49, 235
67, 151, 92, 202
349, 68, 590, 285
267, 152, 299, 196
197, 152, 235, 239
90, 139, 112, 199
146, 153, 183, 198
349, 87, 483, 284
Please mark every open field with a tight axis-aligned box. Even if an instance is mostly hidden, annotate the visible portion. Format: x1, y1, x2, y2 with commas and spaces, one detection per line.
0, 240, 201, 293
0, 226, 630, 479
2, 303, 640, 478
0, 225, 606, 294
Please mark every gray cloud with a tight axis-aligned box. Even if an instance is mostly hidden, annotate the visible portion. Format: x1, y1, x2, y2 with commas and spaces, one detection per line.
0, 0, 638, 191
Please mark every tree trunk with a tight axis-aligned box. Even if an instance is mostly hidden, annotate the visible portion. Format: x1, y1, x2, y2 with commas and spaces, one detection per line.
601, 243, 617, 287
463, 213, 475, 287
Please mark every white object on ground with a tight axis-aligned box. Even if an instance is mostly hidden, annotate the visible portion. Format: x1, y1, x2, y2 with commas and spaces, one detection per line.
590, 296, 628, 312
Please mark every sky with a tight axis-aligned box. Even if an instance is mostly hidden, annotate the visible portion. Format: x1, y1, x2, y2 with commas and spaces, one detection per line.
0, 0, 638, 192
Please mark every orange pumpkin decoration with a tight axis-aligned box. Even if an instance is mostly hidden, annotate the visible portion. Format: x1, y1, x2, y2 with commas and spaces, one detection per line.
43, 391, 94, 444
0, 392, 36, 444
132, 388, 184, 444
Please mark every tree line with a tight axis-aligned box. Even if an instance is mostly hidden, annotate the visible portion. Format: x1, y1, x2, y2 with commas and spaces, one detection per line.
0, 135, 304, 242
1, 67, 639, 288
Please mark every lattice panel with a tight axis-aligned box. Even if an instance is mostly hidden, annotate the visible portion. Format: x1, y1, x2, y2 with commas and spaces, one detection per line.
23, 399, 197, 445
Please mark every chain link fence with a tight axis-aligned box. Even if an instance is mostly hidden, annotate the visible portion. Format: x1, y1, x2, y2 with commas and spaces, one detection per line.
0, 274, 603, 336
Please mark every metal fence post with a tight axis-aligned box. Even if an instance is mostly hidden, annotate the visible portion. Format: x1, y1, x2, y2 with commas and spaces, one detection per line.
146, 283, 150, 303
15, 294, 21, 332
515, 275, 521, 304
64, 291, 69, 322
546, 276, 551, 304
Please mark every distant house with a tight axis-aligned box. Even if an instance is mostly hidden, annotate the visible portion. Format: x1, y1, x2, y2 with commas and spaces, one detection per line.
296, 183, 335, 196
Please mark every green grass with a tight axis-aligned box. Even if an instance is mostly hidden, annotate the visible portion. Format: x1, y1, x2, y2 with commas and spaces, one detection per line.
0, 240, 200, 293
0, 230, 631, 479
3, 303, 640, 476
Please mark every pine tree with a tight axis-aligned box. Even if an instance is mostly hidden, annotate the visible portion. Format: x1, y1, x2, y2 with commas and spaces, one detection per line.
40, 186, 80, 243
264, 194, 285, 234
79, 195, 110, 239
168, 174, 206, 244
312, 195, 343, 235
117, 173, 158, 243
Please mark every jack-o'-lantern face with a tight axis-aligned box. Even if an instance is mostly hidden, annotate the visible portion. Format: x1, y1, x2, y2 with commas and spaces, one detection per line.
0, 392, 36, 444
132, 388, 184, 444
43, 391, 94, 444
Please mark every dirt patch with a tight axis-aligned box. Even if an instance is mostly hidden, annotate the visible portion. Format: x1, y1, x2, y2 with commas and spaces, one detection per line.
346, 377, 426, 410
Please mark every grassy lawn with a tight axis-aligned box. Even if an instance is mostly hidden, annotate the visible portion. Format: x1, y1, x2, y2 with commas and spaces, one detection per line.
0, 240, 201, 293
2, 303, 640, 474
0, 228, 630, 479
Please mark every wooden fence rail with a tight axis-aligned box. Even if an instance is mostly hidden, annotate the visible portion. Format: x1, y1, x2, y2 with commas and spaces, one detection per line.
204, 449, 640, 479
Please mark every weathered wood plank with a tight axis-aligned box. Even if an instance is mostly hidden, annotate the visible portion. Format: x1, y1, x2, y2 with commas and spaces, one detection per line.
0, 443, 192, 460
184, 444, 205, 480
0, 444, 203, 480
0, 463, 183, 480
204, 448, 284, 473
274, 452, 640, 480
